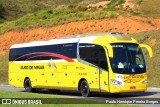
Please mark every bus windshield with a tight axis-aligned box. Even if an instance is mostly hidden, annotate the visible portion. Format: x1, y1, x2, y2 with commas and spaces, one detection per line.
110, 43, 146, 74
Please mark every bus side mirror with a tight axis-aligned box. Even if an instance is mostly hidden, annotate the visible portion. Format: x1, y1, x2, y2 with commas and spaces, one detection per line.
139, 44, 153, 58
106, 44, 113, 58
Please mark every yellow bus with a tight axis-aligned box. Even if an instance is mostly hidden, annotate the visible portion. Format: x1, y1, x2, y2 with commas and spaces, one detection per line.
9, 32, 152, 97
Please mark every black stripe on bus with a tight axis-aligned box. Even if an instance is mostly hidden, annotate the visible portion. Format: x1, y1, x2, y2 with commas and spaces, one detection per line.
9, 43, 77, 61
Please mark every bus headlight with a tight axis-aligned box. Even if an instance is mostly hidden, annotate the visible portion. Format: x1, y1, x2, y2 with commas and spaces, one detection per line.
142, 79, 148, 84
110, 79, 122, 85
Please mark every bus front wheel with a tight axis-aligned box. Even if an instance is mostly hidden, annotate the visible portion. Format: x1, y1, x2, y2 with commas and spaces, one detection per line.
24, 78, 35, 92
80, 80, 91, 97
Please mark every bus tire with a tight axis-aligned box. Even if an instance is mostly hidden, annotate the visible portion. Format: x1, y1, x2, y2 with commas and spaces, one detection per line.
24, 78, 34, 92
80, 80, 90, 97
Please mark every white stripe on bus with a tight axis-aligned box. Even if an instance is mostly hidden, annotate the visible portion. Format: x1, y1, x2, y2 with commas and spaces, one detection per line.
13, 59, 78, 63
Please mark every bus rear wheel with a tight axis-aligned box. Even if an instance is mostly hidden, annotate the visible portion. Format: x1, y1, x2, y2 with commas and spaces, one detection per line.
24, 78, 35, 92
80, 80, 91, 97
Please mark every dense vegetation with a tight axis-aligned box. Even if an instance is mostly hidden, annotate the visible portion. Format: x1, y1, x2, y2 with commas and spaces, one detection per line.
0, 0, 143, 35
0, 0, 105, 21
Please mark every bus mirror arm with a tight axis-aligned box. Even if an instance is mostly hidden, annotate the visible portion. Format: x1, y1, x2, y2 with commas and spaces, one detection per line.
139, 44, 153, 58
106, 44, 113, 58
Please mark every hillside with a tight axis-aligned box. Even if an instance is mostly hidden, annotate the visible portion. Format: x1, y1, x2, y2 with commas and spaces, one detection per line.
132, 29, 160, 87
0, 0, 159, 36
1, 0, 160, 22
1, 0, 160, 55
0, 0, 144, 34
140, 0, 160, 17
0, 16, 157, 55
0, 0, 106, 21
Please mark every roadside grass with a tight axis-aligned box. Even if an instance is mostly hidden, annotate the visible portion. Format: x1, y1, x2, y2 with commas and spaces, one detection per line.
0, 90, 62, 98
0, 90, 140, 107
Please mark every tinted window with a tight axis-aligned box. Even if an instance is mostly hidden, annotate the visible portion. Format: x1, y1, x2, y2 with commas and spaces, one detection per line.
79, 44, 108, 71
9, 49, 15, 61
9, 43, 77, 61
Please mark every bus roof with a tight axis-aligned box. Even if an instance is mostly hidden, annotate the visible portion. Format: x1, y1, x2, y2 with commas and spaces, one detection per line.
60, 32, 131, 40
10, 32, 137, 49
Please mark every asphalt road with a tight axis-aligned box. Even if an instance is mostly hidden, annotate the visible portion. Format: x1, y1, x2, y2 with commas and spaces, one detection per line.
0, 85, 160, 107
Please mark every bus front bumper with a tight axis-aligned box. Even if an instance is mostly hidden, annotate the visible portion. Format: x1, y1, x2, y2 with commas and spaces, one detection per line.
109, 84, 147, 93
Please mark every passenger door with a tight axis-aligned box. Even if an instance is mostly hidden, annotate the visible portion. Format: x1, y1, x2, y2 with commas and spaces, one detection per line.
79, 43, 109, 92
98, 48, 109, 92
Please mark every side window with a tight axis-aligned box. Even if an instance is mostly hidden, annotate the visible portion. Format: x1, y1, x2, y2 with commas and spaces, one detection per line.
11, 43, 77, 61
60, 43, 77, 58
14, 47, 29, 61
99, 51, 108, 71
79, 44, 108, 71
136, 49, 145, 65
9, 49, 15, 61
14, 48, 21, 61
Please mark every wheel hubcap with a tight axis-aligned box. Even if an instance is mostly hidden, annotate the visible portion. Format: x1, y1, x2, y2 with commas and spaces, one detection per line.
82, 83, 88, 94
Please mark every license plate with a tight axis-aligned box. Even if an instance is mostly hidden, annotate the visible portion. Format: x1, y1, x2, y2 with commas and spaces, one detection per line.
130, 86, 136, 89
